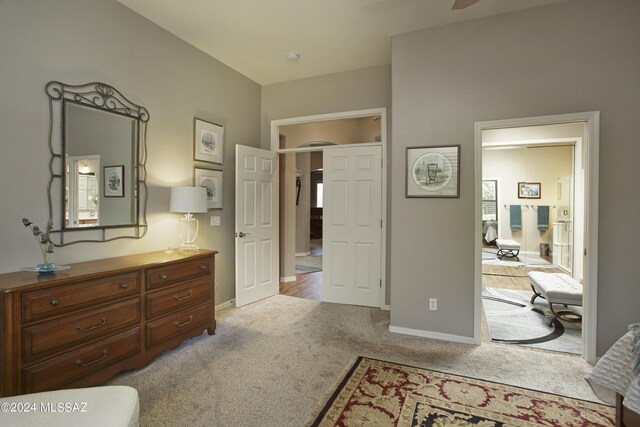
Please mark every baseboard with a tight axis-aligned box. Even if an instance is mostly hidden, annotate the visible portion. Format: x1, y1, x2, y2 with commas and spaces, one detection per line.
280, 276, 297, 283
295, 252, 311, 257
215, 299, 235, 311
389, 325, 479, 345
381, 304, 391, 311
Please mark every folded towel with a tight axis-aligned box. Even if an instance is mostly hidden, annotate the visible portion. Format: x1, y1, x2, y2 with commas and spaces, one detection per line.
538, 205, 550, 231
484, 224, 497, 243
510, 205, 521, 231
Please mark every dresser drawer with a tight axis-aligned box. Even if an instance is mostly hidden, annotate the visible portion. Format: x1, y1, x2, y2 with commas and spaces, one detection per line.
23, 298, 140, 363
146, 301, 211, 347
145, 277, 212, 320
146, 257, 211, 290
22, 272, 139, 323
23, 327, 141, 394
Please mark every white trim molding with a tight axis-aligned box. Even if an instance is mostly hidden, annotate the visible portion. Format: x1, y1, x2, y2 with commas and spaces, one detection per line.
215, 299, 236, 311
280, 276, 297, 283
474, 111, 600, 364
389, 325, 479, 345
295, 252, 311, 257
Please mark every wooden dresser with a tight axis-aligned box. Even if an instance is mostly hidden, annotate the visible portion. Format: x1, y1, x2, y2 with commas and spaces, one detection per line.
0, 249, 217, 397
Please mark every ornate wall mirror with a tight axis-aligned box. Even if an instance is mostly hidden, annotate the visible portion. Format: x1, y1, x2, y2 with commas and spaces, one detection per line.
46, 82, 149, 245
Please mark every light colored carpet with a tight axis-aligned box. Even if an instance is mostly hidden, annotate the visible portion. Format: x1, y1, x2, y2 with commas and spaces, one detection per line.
483, 287, 582, 354
110, 295, 602, 426
295, 254, 322, 274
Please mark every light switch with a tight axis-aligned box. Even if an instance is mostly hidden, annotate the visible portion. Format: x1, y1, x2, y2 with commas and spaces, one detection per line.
210, 216, 221, 226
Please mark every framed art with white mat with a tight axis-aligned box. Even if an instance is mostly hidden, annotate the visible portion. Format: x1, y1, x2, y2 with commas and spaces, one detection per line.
406, 145, 460, 198
194, 167, 223, 210
194, 118, 224, 165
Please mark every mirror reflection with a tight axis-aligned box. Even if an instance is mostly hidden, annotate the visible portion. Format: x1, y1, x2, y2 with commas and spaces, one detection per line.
64, 102, 138, 228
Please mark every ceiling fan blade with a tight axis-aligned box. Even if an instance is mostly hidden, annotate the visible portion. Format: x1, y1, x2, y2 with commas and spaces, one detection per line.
451, 0, 480, 10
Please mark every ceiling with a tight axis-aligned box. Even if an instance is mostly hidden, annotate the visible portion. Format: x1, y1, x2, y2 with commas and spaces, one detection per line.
116, 0, 566, 85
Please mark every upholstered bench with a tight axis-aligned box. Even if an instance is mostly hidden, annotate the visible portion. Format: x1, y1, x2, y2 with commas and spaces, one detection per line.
496, 239, 521, 261
0, 386, 139, 427
528, 271, 583, 326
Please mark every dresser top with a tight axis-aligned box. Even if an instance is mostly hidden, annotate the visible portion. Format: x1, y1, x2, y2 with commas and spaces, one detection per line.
0, 249, 218, 293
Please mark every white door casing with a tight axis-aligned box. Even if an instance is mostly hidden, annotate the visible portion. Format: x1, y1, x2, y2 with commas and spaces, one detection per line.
323, 146, 382, 307
235, 145, 279, 307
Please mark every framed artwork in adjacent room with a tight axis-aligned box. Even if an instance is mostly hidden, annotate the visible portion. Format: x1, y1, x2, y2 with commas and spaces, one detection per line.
194, 118, 224, 164
406, 145, 460, 198
194, 167, 223, 210
518, 182, 541, 199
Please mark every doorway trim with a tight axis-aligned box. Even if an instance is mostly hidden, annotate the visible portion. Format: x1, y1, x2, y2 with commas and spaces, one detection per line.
271, 108, 388, 309
474, 111, 599, 363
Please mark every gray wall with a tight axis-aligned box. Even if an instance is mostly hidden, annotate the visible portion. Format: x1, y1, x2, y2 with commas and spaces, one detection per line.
391, 0, 640, 353
0, 0, 261, 306
262, 65, 392, 304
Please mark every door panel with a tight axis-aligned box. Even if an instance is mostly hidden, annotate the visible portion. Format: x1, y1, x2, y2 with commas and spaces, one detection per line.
235, 145, 278, 307
323, 146, 382, 307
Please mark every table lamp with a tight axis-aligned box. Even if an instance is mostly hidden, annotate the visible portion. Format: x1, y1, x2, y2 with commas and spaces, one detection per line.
169, 186, 208, 250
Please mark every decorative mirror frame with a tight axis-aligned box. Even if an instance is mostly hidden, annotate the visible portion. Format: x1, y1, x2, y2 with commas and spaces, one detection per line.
45, 81, 149, 246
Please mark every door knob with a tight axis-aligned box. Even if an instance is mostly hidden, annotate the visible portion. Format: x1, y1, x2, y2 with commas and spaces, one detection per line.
236, 232, 250, 238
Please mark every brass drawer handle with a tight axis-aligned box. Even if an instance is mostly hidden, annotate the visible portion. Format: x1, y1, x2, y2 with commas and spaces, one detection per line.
174, 315, 193, 328
174, 291, 193, 302
75, 316, 107, 332
76, 349, 108, 367
159, 273, 168, 280
119, 281, 128, 289
48, 297, 60, 306
199, 264, 206, 271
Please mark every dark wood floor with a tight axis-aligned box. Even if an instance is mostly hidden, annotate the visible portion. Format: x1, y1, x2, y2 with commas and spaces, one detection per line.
279, 271, 322, 300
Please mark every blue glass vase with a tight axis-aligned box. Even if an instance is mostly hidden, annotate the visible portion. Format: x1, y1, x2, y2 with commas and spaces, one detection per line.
35, 263, 56, 274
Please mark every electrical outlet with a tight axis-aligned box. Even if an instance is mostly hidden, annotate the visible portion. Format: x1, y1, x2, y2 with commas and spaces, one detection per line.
429, 298, 438, 311
210, 216, 221, 227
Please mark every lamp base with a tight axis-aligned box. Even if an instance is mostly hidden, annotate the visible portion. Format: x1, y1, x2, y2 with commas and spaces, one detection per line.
178, 213, 200, 251
179, 243, 200, 251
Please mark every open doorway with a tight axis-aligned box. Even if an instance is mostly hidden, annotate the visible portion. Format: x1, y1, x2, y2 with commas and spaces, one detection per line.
475, 112, 600, 363
274, 109, 387, 307
279, 150, 324, 300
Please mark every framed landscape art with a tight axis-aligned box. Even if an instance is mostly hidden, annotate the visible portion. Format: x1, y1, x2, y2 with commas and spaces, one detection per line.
518, 182, 541, 199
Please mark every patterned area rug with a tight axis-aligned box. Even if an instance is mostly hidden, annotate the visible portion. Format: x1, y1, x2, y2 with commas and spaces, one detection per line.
313, 357, 614, 426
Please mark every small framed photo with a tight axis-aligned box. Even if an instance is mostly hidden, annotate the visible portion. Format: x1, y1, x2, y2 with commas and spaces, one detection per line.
406, 145, 460, 198
103, 165, 124, 197
194, 167, 223, 210
194, 118, 224, 164
518, 182, 541, 199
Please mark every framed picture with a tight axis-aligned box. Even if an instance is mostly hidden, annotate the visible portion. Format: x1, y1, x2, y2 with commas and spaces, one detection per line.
194, 118, 224, 164
194, 167, 223, 210
406, 145, 460, 198
103, 165, 124, 197
518, 182, 541, 199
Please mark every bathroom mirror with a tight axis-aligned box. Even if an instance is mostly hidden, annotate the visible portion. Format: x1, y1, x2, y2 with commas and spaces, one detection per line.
46, 81, 149, 246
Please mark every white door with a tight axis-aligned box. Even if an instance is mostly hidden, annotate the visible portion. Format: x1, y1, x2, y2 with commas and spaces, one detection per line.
323, 146, 382, 307
235, 145, 279, 307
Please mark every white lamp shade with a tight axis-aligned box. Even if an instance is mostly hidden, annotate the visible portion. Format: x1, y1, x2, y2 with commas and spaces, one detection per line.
169, 186, 208, 213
